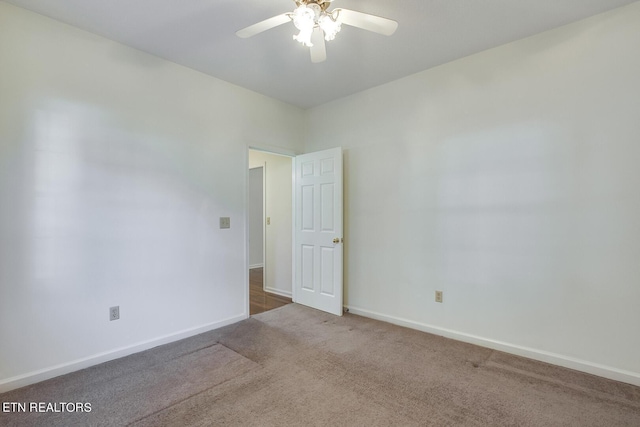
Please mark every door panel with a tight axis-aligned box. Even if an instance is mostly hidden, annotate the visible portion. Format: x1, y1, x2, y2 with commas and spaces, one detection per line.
320, 247, 335, 296
301, 245, 315, 291
321, 184, 335, 231
294, 147, 343, 316
301, 185, 314, 230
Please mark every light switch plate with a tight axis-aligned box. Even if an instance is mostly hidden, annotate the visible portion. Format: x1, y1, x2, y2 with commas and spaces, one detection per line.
220, 217, 230, 229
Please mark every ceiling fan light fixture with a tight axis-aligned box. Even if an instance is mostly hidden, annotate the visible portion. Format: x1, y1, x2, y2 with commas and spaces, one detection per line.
319, 13, 341, 41
292, 4, 316, 46
293, 28, 314, 47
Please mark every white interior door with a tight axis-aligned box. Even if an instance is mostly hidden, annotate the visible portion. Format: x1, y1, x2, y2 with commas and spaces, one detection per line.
294, 147, 343, 316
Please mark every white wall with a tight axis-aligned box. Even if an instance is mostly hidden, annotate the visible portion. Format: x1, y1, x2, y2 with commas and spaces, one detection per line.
0, 2, 304, 391
249, 151, 293, 297
249, 167, 264, 268
305, 3, 640, 385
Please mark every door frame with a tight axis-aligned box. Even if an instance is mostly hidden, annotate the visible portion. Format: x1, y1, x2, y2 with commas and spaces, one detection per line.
246, 146, 344, 316
246, 146, 297, 317
248, 164, 265, 272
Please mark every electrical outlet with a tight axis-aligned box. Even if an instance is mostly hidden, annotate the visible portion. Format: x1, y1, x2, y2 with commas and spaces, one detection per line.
219, 217, 230, 229
435, 291, 443, 303
109, 306, 120, 321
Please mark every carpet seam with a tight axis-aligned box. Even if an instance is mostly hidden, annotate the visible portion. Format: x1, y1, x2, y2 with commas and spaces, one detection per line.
125, 359, 261, 426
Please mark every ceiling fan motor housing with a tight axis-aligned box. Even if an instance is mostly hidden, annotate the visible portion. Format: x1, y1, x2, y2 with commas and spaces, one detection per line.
296, 0, 332, 13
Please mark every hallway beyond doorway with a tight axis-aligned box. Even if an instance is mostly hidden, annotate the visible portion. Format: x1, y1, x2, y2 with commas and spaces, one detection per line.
249, 268, 292, 315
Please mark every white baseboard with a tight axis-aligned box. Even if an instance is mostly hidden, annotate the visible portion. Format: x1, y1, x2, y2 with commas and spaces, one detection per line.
264, 287, 292, 298
345, 305, 640, 387
0, 313, 247, 393
249, 264, 264, 269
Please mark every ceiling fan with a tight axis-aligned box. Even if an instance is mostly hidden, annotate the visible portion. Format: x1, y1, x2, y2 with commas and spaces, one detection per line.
236, 0, 398, 63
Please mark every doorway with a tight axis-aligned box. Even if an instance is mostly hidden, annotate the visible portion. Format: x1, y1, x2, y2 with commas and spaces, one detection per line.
248, 149, 293, 315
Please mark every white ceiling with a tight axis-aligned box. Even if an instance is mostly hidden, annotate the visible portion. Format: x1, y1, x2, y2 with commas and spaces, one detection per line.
4, 0, 637, 108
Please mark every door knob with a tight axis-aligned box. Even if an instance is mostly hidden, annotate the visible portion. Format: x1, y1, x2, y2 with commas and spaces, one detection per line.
333, 238, 343, 244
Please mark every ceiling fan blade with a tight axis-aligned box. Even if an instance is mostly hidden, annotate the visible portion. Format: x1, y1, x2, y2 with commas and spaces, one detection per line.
335, 9, 398, 36
310, 26, 327, 63
236, 14, 291, 38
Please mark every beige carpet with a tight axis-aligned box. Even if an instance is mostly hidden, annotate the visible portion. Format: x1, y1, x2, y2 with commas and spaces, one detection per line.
2, 304, 639, 426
